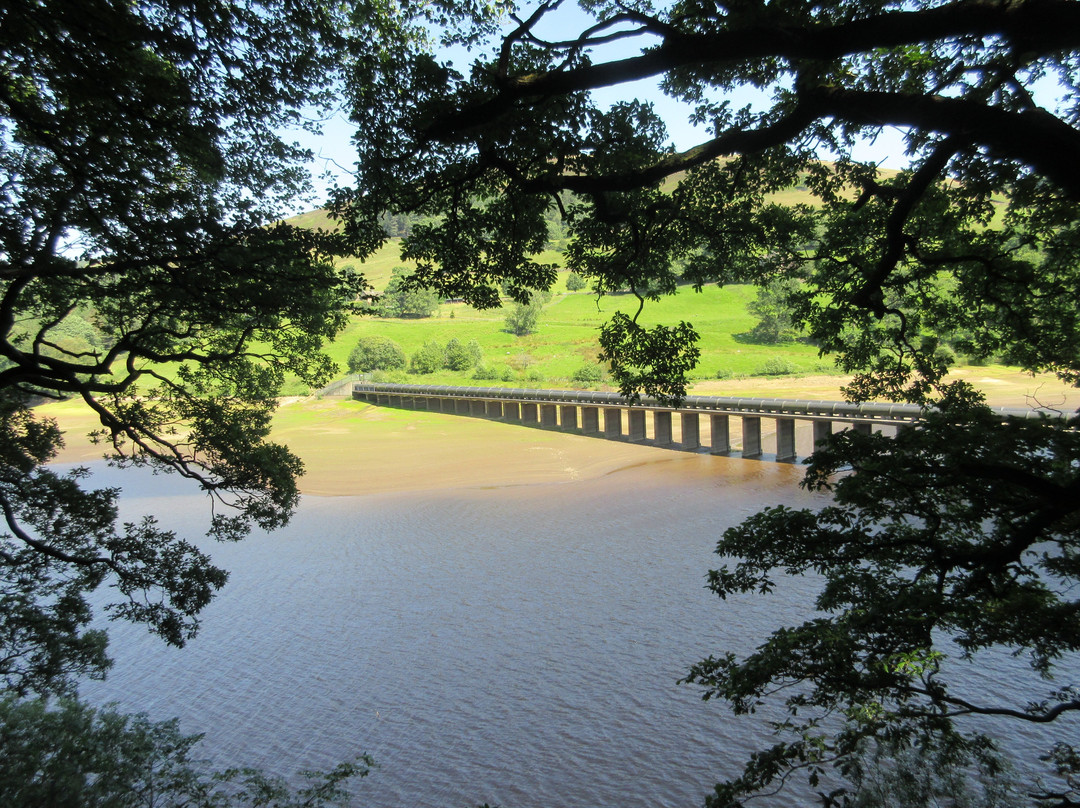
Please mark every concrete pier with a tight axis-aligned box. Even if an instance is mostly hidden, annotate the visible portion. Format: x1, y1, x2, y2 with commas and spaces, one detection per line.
711, 414, 730, 454
681, 413, 700, 449
742, 416, 762, 458
813, 419, 832, 448
540, 403, 558, 428
776, 417, 796, 462
628, 409, 646, 442
653, 411, 673, 445
582, 407, 600, 435
560, 405, 578, 431
603, 408, 622, 439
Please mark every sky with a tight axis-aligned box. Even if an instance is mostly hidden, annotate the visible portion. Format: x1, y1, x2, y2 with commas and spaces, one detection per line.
288, 3, 917, 211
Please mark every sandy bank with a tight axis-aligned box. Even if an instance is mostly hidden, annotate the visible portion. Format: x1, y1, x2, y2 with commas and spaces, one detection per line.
42, 369, 1076, 497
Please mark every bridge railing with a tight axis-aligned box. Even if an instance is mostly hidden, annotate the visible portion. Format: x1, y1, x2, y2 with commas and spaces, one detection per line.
353, 382, 1042, 423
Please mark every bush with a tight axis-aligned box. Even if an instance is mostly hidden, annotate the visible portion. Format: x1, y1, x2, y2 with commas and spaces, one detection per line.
347, 335, 407, 373
377, 266, 440, 318
745, 278, 802, 344
0, 695, 369, 808
444, 337, 483, 371
504, 295, 543, 335
715, 368, 736, 380
752, 357, 799, 376
525, 368, 544, 382
500, 366, 516, 382
565, 271, 587, 291
571, 363, 603, 383
472, 364, 501, 380
409, 340, 445, 374
369, 369, 407, 384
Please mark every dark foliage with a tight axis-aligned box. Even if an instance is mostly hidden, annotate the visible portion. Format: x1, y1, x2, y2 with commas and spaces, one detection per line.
337, 0, 1080, 802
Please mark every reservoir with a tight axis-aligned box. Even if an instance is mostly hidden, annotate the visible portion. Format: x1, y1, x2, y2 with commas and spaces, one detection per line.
77, 448, 1077, 807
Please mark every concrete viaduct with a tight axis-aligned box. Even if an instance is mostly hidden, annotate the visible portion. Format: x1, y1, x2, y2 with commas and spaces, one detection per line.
352, 382, 1045, 463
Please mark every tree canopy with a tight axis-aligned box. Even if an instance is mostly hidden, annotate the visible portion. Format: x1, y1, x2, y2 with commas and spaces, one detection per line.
0, 0, 371, 696
338, 0, 1080, 803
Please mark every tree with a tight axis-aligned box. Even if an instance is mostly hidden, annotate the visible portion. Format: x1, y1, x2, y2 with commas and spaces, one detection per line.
347, 335, 407, 374
336, 1, 1080, 803
744, 277, 802, 344
504, 293, 544, 336
0, 694, 370, 808
565, 271, 587, 292
376, 265, 442, 318
409, 340, 446, 374
444, 337, 483, 371
0, 0, 375, 696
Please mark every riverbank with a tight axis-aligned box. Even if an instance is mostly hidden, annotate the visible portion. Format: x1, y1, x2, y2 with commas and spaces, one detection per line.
40, 368, 1077, 497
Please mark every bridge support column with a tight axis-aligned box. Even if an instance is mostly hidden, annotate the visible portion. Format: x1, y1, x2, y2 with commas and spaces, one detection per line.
469, 400, 485, 416
813, 420, 832, 448
653, 411, 673, 445
455, 398, 469, 414
540, 403, 558, 427
521, 402, 538, 423
741, 416, 762, 458
775, 417, 797, 462
485, 400, 502, 418
603, 408, 622, 438
503, 402, 520, 421
710, 414, 730, 454
852, 422, 873, 436
582, 407, 600, 435
628, 409, 647, 442
560, 405, 578, 431
680, 413, 700, 449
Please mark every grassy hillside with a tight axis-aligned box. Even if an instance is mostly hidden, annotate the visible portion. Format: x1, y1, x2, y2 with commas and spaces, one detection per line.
289, 233, 842, 396
289, 174, 999, 397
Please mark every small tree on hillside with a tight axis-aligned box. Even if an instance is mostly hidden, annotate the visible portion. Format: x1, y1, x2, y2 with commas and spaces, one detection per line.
409, 340, 445, 374
347, 335, 406, 373
444, 338, 482, 371
505, 294, 543, 336
378, 266, 440, 318
566, 271, 587, 292
745, 278, 803, 344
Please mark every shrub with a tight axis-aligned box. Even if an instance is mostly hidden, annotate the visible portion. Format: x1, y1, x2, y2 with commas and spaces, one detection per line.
753, 357, 798, 376
715, 368, 735, 380
409, 340, 445, 374
571, 363, 603, 383
347, 335, 407, 373
525, 368, 544, 382
444, 337, 482, 370
565, 271, 587, 292
378, 266, 440, 318
504, 295, 543, 335
745, 278, 802, 344
369, 369, 407, 384
472, 364, 501, 380
500, 366, 516, 382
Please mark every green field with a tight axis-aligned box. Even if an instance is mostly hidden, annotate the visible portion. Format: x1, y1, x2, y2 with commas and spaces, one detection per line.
302, 238, 839, 396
